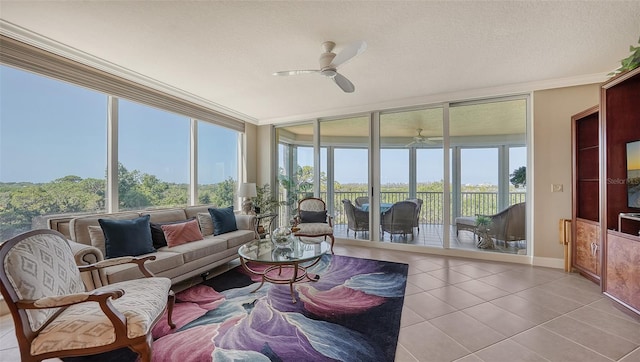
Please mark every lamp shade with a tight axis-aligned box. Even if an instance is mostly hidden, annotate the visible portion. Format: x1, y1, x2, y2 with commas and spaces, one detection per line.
237, 183, 257, 198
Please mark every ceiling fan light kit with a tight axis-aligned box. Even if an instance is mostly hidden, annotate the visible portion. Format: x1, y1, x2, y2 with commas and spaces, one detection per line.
273, 40, 367, 93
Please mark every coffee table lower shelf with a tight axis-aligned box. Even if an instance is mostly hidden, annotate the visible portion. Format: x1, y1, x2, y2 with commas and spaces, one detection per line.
239, 257, 322, 303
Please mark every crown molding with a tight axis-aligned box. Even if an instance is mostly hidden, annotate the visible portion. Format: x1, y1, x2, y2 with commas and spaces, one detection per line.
0, 20, 259, 125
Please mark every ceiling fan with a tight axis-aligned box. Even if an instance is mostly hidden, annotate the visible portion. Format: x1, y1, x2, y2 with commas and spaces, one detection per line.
272, 40, 367, 93
405, 129, 440, 147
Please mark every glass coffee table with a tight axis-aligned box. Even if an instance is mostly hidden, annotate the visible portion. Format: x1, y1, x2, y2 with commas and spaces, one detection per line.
238, 236, 330, 303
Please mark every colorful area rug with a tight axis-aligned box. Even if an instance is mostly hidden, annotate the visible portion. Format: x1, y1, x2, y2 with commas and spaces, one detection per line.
65, 254, 408, 362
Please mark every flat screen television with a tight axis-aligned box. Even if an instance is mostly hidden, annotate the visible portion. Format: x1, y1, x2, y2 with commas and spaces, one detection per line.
628, 140, 640, 208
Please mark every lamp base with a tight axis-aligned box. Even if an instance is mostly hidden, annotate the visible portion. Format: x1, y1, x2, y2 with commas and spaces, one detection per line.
242, 199, 254, 214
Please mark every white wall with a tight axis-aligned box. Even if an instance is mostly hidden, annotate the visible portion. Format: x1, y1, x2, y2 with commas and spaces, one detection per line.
532, 83, 600, 261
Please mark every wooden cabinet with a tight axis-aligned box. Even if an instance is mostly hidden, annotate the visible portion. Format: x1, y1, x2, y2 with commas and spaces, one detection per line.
574, 219, 600, 281
605, 231, 640, 312
601, 67, 640, 316
571, 105, 601, 283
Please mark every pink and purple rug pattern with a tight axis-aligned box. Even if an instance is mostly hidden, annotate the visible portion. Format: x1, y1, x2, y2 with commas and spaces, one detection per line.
152, 254, 407, 362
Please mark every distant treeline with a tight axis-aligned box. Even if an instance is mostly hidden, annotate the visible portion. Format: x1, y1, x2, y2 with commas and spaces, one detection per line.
0, 164, 236, 240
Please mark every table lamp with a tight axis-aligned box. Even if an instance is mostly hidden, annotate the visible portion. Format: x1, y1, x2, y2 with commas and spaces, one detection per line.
238, 182, 257, 214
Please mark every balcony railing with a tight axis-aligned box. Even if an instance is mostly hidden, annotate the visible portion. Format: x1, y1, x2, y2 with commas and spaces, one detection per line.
282, 191, 525, 227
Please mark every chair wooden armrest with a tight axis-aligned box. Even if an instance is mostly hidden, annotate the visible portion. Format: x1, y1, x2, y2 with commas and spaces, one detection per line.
16, 289, 124, 309
78, 255, 156, 278
16, 288, 129, 338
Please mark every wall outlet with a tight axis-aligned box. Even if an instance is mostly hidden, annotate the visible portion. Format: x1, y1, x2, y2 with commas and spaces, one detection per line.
551, 184, 564, 192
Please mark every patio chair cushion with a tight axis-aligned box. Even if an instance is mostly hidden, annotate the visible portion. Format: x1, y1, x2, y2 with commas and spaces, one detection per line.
455, 216, 477, 228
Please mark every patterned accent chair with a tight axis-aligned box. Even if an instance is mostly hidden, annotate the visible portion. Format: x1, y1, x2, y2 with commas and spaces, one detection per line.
0, 229, 176, 362
380, 201, 417, 240
292, 197, 335, 253
342, 199, 369, 238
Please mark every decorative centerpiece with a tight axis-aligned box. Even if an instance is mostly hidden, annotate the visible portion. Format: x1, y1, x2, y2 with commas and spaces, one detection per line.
271, 227, 294, 248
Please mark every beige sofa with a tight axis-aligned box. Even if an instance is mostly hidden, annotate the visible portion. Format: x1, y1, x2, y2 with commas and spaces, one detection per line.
48, 205, 256, 290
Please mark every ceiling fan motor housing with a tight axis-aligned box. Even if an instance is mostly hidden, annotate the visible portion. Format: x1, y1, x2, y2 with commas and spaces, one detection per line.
319, 51, 337, 77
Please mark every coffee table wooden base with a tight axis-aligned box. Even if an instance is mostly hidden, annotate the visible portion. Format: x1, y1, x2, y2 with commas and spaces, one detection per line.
240, 257, 322, 303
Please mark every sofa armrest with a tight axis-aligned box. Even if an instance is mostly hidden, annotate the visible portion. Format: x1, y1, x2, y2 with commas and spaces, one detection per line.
235, 214, 256, 231
66, 240, 107, 291
68, 239, 104, 265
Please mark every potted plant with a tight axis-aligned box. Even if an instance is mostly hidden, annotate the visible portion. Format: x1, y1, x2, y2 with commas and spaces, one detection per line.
609, 36, 640, 76
475, 215, 495, 249
253, 184, 286, 235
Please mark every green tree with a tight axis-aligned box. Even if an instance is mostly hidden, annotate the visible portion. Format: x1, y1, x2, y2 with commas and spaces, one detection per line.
510, 166, 526, 188
211, 177, 236, 207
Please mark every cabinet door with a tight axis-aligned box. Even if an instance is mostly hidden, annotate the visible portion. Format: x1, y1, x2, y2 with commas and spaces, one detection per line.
574, 219, 600, 277
605, 231, 640, 313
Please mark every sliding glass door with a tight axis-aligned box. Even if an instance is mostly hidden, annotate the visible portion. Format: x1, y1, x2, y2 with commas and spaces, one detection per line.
379, 107, 444, 245
273, 96, 528, 256
320, 116, 370, 240
449, 98, 528, 254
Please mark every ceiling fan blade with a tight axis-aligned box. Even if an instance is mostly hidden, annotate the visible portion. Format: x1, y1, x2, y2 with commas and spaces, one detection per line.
331, 40, 367, 67
333, 73, 355, 93
272, 70, 320, 76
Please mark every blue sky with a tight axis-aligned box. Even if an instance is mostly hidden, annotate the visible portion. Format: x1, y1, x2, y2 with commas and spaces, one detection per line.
0, 65, 237, 184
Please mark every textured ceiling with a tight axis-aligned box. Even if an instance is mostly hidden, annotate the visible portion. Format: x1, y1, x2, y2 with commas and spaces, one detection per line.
1, 1, 639, 126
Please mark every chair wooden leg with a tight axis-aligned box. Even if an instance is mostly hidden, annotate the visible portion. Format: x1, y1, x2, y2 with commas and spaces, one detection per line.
130, 336, 153, 362
329, 235, 335, 254
167, 290, 176, 329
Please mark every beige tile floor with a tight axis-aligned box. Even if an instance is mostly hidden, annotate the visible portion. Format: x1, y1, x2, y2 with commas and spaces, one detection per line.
1, 244, 639, 362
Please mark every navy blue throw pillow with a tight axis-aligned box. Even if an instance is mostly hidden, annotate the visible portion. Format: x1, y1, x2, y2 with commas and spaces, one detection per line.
300, 210, 327, 223
208, 206, 238, 236
98, 215, 155, 259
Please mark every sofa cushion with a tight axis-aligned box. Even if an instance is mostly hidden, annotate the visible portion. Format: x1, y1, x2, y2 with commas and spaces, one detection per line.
196, 212, 215, 236
98, 215, 156, 259
217, 229, 256, 249
103, 251, 184, 285
162, 219, 204, 247
300, 210, 327, 223
208, 206, 238, 235
150, 218, 196, 249
158, 237, 228, 264
144, 209, 187, 224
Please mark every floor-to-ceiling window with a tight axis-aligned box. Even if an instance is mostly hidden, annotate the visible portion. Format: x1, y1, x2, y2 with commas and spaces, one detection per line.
0, 62, 245, 240
276, 123, 315, 225
416, 147, 445, 246
0, 65, 107, 239
118, 100, 190, 210
197, 121, 239, 208
449, 98, 528, 254
274, 96, 528, 256
379, 107, 445, 244
320, 116, 370, 240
